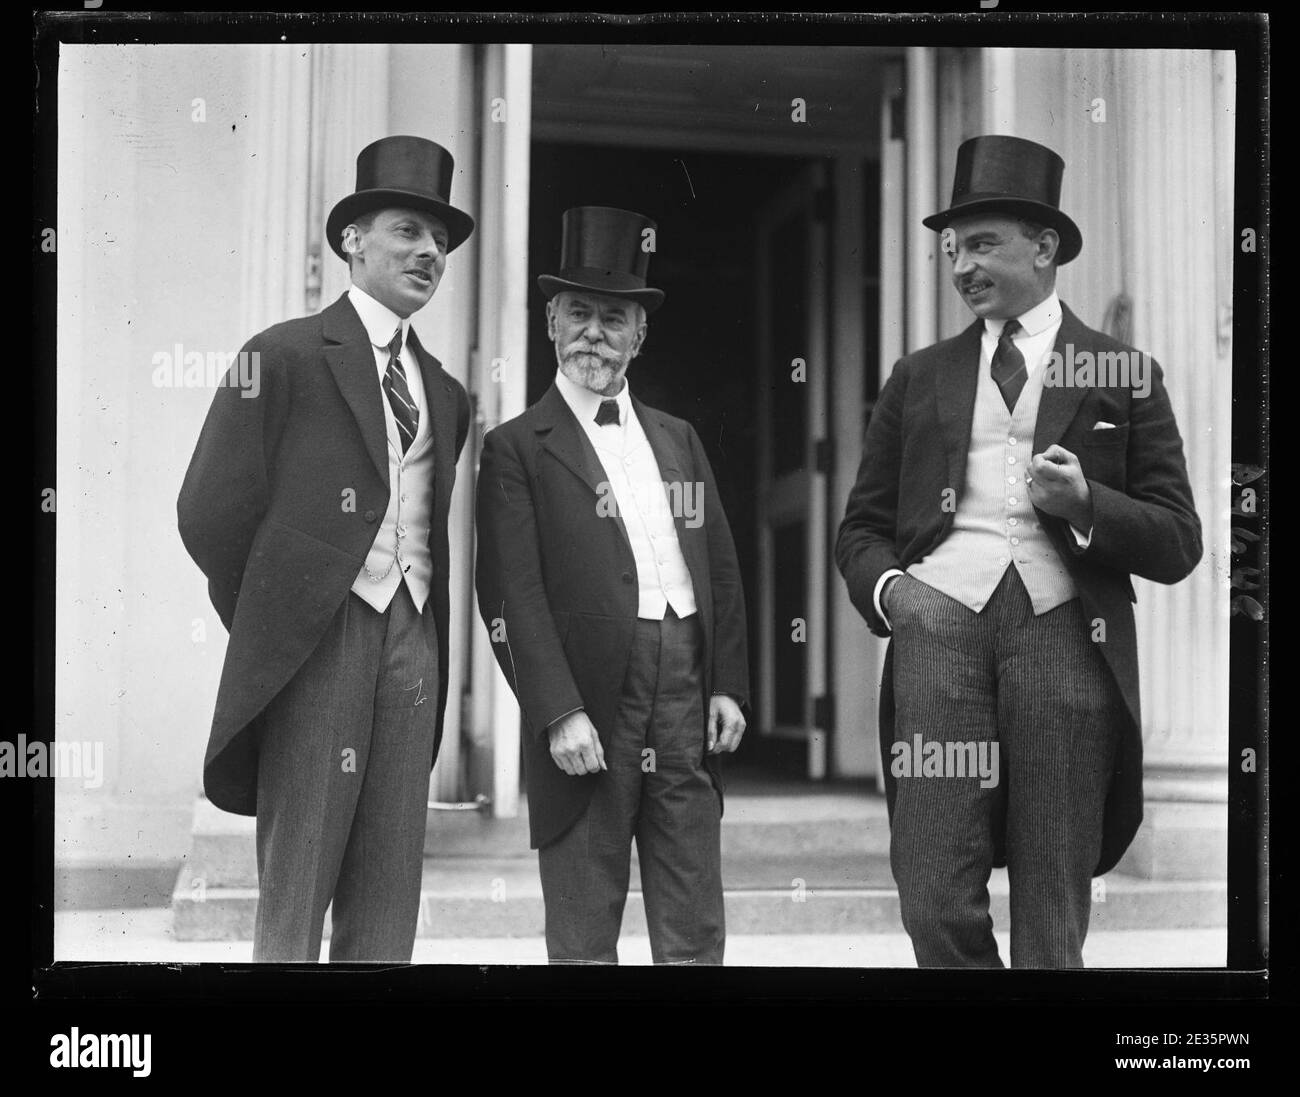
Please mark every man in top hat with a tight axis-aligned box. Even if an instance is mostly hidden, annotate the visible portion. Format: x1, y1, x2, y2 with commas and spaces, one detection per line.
836, 136, 1202, 967
474, 206, 749, 964
178, 135, 475, 961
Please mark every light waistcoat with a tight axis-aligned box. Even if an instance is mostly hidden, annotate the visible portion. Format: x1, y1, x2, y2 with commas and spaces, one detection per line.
347, 286, 436, 612
555, 371, 698, 620
908, 349, 1078, 614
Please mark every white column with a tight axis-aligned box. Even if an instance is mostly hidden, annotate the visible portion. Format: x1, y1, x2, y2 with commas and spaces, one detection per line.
471, 44, 534, 818
1117, 50, 1233, 778
313, 45, 392, 310
237, 46, 313, 336
904, 47, 939, 354
982, 48, 1017, 135
58, 45, 279, 874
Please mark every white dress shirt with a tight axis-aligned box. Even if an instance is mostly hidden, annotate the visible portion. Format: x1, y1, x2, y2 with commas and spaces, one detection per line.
347, 284, 426, 425
554, 370, 698, 621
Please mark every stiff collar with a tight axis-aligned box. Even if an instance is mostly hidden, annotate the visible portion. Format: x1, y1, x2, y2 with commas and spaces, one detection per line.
985, 290, 1061, 340
348, 284, 409, 350
554, 368, 633, 428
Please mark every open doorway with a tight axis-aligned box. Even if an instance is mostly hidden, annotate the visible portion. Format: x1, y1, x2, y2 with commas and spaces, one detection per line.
526, 141, 831, 781
522, 44, 892, 789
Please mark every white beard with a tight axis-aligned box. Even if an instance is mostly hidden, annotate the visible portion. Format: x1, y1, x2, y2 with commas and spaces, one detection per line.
560, 352, 626, 396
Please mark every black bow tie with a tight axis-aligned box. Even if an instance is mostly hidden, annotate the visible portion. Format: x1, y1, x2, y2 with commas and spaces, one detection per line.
595, 399, 620, 427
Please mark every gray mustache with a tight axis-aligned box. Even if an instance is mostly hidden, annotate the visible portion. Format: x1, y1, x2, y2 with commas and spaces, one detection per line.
564, 342, 620, 361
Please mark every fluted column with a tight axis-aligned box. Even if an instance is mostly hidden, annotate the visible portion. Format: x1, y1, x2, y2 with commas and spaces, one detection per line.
236, 46, 312, 337
1007, 49, 1233, 775
313, 45, 392, 310
1118, 49, 1234, 775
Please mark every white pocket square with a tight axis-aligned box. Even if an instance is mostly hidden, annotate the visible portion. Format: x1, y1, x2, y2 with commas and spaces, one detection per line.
1092, 421, 1117, 430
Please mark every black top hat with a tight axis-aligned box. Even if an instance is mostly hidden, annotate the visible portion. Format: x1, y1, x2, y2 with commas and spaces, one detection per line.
923, 135, 1082, 265
537, 206, 665, 314
326, 135, 475, 261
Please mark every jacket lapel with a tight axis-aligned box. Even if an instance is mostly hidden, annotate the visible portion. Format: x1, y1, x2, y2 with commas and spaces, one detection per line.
535, 384, 633, 552
321, 293, 389, 484
1032, 302, 1092, 452
407, 326, 458, 521
933, 319, 985, 494
934, 302, 1093, 484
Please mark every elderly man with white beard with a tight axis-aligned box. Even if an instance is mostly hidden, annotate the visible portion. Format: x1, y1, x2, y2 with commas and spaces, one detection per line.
474, 206, 750, 964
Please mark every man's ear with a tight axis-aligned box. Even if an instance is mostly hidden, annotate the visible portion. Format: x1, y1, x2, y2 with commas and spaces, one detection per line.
344, 225, 363, 262
545, 298, 558, 341
1034, 228, 1061, 269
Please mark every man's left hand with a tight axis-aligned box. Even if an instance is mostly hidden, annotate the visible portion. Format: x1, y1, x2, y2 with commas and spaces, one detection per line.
1027, 444, 1093, 531
707, 694, 746, 755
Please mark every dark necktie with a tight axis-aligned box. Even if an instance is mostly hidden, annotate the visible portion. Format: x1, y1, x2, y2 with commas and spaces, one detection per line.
595, 398, 620, 427
991, 318, 1027, 412
382, 328, 419, 453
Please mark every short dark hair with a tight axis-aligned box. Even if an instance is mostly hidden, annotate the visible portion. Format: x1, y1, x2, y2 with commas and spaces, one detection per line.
344, 210, 379, 267
1018, 219, 1060, 263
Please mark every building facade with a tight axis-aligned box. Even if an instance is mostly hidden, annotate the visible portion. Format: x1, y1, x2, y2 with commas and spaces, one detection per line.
55, 43, 1234, 895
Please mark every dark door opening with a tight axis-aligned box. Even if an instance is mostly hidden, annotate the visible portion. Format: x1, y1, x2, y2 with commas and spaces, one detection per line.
525, 142, 819, 779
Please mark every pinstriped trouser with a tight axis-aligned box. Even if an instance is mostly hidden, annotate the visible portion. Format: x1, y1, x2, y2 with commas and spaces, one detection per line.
252, 584, 439, 963
888, 566, 1121, 968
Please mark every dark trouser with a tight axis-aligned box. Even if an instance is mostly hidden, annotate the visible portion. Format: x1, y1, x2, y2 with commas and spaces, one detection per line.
538, 610, 724, 965
252, 584, 439, 963
889, 567, 1121, 969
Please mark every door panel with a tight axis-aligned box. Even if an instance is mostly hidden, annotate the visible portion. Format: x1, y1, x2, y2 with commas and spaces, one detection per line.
755, 161, 830, 779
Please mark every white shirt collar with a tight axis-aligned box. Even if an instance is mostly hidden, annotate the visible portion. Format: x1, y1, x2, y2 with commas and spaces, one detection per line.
554, 369, 632, 428
985, 290, 1061, 340
348, 284, 409, 351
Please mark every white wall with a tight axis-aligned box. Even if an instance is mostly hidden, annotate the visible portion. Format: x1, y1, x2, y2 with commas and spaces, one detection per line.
58, 45, 270, 864
57, 42, 492, 872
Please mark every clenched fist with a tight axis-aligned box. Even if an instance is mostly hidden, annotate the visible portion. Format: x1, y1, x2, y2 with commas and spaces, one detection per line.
1027, 444, 1093, 532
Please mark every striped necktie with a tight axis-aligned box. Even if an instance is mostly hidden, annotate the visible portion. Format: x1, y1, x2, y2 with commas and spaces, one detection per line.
991, 318, 1027, 412
382, 327, 419, 454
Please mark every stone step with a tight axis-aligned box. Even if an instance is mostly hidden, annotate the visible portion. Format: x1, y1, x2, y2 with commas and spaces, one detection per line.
183, 791, 892, 890
171, 859, 1227, 942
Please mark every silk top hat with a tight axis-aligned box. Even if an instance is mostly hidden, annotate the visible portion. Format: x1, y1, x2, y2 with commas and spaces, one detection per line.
538, 206, 665, 314
923, 135, 1083, 265
326, 135, 475, 261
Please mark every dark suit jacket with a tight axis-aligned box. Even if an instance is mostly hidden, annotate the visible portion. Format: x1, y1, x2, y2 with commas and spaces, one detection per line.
475, 383, 750, 849
835, 302, 1202, 875
177, 292, 470, 815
